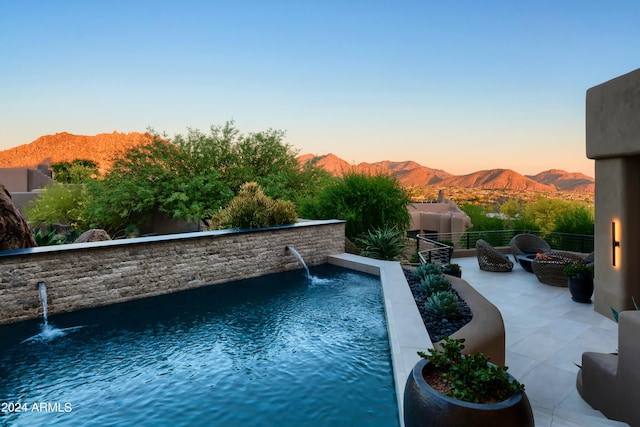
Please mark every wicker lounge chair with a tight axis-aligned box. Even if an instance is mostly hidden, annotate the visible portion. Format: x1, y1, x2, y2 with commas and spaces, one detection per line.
510, 234, 551, 266
476, 239, 513, 272
531, 250, 586, 287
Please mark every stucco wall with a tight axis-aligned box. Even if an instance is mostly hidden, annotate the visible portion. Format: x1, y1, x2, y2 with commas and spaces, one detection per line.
0, 220, 345, 325
586, 68, 640, 159
586, 68, 640, 317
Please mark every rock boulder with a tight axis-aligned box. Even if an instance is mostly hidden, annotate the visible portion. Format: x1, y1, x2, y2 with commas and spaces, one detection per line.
0, 183, 36, 251
74, 229, 112, 243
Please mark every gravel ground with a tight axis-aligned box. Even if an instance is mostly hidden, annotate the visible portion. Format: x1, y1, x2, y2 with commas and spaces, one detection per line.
403, 268, 473, 343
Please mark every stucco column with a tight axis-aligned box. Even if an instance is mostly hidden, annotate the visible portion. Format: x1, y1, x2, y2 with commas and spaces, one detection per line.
586, 68, 640, 317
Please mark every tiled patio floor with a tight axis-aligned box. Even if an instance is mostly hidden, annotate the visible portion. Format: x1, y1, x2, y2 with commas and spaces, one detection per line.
330, 253, 629, 426
454, 256, 627, 427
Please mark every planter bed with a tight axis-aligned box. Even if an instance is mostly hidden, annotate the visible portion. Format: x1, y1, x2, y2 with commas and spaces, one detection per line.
403, 268, 506, 367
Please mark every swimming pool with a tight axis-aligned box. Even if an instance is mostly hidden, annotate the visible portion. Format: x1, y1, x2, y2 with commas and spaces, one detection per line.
0, 265, 399, 426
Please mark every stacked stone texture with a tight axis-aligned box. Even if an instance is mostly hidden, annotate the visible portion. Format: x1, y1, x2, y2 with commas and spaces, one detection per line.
0, 221, 345, 325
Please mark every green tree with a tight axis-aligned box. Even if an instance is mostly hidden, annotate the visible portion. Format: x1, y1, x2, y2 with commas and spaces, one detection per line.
498, 199, 538, 231
51, 160, 98, 184
517, 195, 587, 234
168, 123, 331, 201
82, 138, 233, 235
299, 171, 410, 240
460, 203, 504, 231
81, 121, 328, 235
552, 203, 594, 235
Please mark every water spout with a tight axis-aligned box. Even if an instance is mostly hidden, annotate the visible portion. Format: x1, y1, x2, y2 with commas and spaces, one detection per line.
286, 246, 310, 279
38, 281, 49, 328
23, 281, 84, 343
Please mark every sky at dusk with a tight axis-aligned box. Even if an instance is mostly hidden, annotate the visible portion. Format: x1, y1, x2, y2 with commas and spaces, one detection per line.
1, 1, 639, 177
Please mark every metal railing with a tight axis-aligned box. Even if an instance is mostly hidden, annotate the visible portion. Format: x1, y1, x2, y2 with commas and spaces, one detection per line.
417, 229, 594, 259
416, 234, 453, 265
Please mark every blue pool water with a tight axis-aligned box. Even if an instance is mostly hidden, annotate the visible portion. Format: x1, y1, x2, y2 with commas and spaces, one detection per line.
0, 265, 399, 426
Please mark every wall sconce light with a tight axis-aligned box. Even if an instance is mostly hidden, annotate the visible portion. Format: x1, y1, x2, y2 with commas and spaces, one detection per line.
612, 221, 621, 266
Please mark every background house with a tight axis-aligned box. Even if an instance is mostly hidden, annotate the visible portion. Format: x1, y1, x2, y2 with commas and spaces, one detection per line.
0, 164, 54, 210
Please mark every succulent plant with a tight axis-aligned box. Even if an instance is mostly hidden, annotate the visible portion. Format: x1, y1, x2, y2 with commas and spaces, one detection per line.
356, 225, 408, 261
415, 263, 444, 281
425, 290, 462, 319
420, 273, 451, 296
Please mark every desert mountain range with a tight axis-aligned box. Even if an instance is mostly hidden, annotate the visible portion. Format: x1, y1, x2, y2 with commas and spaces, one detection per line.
0, 133, 594, 193
298, 153, 594, 193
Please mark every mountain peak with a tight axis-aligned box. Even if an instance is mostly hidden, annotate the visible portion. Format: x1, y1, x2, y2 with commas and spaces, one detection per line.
298, 154, 593, 193
0, 132, 155, 175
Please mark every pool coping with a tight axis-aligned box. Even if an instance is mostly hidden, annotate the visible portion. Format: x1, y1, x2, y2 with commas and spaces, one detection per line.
328, 254, 431, 427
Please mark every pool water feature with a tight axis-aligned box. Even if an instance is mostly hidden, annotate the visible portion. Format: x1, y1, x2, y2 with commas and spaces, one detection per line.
0, 265, 399, 427
38, 282, 48, 328
286, 245, 311, 278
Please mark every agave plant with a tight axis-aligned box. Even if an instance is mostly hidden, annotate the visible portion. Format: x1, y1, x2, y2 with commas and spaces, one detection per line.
610, 296, 639, 322
420, 273, 451, 296
355, 225, 408, 261
32, 229, 65, 246
415, 262, 443, 282
425, 290, 462, 319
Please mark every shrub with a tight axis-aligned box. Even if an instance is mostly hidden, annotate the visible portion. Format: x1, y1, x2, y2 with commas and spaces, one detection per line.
269, 199, 298, 226
355, 225, 408, 261
23, 184, 86, 232
425, 290, 462, 319
212, 182, 297, 229
81, 122, 324, 233
298, 171, 410, 241
420, 273, 451, 296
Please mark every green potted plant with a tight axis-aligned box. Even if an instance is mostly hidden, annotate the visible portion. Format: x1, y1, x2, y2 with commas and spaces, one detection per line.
442, 262, 462, 278
404, 337, 533, 427
563, 262, 594, 303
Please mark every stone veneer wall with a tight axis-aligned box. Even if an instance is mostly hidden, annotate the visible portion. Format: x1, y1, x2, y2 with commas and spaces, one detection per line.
0, 220, 345, 325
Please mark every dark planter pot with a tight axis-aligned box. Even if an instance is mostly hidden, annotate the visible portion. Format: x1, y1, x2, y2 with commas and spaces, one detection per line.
404, 359, 534, 427
568, 274, 594, 303
442, 267, 462, 278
